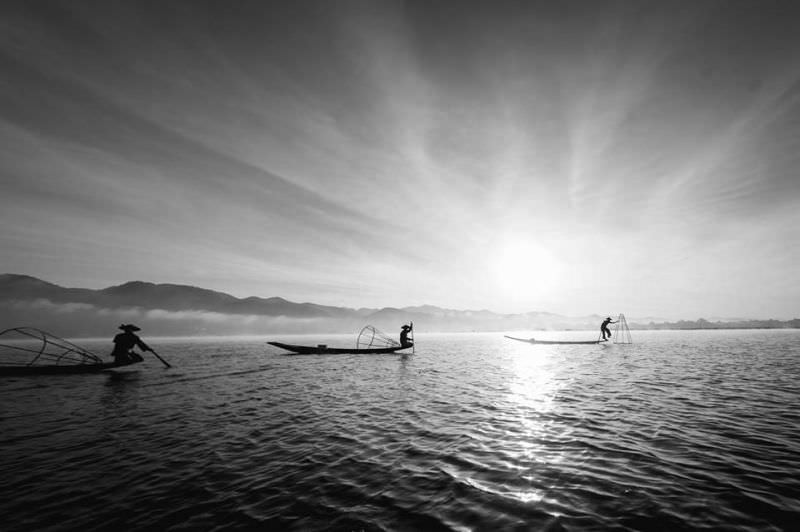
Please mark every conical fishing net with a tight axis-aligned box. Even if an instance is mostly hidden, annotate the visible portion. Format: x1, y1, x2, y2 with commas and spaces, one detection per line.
0, 327, 103, 368
356, 325, 400, 349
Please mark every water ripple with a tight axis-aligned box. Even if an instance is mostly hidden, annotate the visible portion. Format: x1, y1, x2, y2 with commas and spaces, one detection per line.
2, 330, 799, 530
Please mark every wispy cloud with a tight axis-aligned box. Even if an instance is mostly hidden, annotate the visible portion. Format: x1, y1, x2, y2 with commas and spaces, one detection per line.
1, 1, 799, 318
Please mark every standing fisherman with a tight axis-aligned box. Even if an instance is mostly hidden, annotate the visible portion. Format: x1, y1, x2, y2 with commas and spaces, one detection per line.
600, 317, 616, 341
111, 324, 151, 364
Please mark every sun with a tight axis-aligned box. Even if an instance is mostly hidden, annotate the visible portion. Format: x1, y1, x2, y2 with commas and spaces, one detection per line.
490, 240, 561, 300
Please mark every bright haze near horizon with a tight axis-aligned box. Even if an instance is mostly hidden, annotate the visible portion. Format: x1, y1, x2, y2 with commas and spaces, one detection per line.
1, 1, 799, 321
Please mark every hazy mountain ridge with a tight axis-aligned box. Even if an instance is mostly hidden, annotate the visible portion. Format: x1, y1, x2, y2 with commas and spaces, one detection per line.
1, 274, 797, 337
1, 274, 360, 318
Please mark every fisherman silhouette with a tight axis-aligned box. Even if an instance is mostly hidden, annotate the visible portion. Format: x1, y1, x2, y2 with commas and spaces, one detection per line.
400, 323, 414, 348
111, 324, 151, 364
600, 317, 616, 341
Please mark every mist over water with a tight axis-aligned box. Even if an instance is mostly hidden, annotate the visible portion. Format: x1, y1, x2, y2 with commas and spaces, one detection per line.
2, 330, 798, 530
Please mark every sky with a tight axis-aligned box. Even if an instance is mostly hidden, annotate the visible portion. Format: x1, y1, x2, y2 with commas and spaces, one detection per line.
1, 0, 799, 320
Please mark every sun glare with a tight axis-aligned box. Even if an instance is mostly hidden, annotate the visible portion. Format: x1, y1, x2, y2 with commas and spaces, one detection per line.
490, 240, 561, 301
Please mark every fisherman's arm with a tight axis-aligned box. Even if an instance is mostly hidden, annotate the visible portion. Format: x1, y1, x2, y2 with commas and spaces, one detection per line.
136, 339, 151, 352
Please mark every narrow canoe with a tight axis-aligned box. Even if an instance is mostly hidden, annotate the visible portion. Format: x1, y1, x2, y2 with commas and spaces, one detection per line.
504, 335, 605, 345
268, 341, 411, 355
0, 358, 143, 376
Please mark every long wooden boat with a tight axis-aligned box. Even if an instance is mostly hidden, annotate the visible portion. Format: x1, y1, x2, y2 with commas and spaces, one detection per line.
268, 341, 411, 355
0, 358, 142, 376
1, 327, 144, 376
270, 324, 414, 355
505, 335, 605, 345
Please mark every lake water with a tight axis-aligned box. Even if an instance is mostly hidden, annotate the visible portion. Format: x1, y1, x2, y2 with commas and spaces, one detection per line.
1, 329, 799, 531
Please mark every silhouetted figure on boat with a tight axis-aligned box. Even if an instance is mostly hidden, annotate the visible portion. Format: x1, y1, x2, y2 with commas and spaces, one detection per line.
400, 323, 414, 348
111, 324, 151, 364
601, 317, 616, 341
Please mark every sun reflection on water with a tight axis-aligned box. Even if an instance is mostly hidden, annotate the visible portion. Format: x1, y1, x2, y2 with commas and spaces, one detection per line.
508, 349, 564, 411
503, 346, 571, 506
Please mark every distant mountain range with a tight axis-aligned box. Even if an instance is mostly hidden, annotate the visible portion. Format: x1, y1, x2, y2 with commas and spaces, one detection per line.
1, 274, 797, 337
0, 274, 365, 318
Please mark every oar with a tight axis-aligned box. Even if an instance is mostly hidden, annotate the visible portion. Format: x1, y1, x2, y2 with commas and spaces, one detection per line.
411, 321, 415, 354
147, 348, 172, 368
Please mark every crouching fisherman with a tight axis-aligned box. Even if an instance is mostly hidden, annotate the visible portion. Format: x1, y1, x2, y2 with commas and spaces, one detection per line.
400, 322, 414, 348
111, 324, 151, 364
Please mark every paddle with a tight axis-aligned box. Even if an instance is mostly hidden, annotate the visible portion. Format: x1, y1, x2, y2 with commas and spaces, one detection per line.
411, 321, 415, 354
147, 348, 172, 368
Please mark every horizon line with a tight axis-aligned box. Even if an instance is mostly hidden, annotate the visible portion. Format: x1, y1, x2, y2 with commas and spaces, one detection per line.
1, 273, 795, 323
